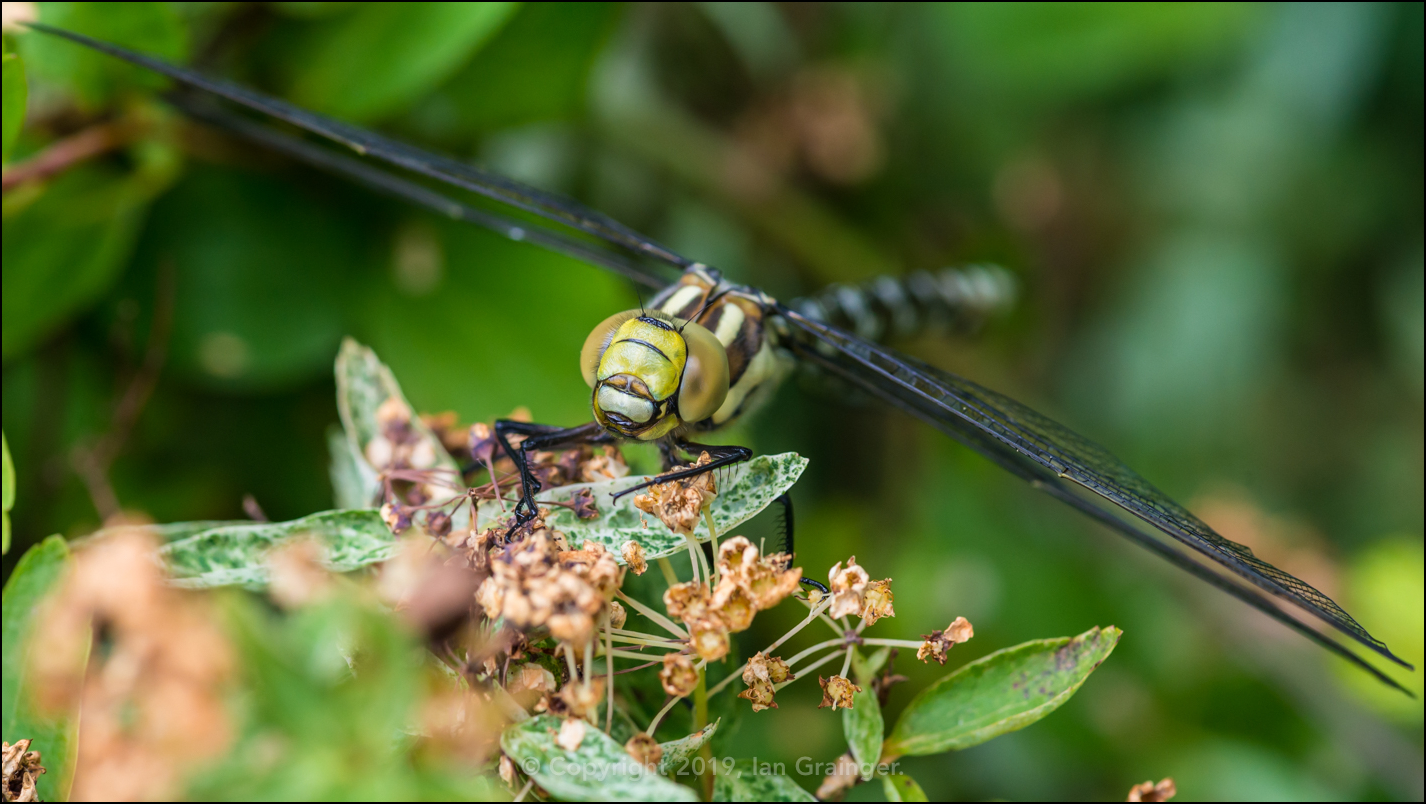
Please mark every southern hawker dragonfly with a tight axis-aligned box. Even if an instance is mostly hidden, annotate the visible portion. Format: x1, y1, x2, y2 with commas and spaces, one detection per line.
28, 24, 1413, 693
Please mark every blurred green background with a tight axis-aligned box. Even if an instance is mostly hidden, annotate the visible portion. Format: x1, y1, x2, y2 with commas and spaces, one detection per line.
2, 2, 1421, 800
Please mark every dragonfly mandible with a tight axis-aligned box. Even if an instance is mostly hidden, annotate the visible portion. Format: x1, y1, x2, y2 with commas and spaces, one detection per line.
27, 24, 1413, 693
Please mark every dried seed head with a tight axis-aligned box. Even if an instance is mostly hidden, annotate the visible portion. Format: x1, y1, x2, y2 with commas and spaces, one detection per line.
556, 679, 604, 720
659, 654, 700, 698
632, 453, 718, 534
2, 740, 45, 803
425, 510, 453, 538
571, 488, 599, 520
710, 578, 756, 632
555, 718, 586, 751
859, 578, 895, 626
1126, 778, 1177, 802
380, 501, 413, 534
738, 651, 794, 713
607, 600, 628, 630
499, 754, 517, 787
827, 557, 870, 619
916, 616, 974, 665
581, 446, 630, 482
662, 581, 712, 624
689, 617, 730, 661
468, 422, 498, 465
624, 733, 663, 769
817, 675, 862, 710
621, 541, 648, 575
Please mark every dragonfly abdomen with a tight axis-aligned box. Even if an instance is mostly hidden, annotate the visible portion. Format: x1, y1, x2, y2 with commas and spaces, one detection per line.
791, 264, 1017, 342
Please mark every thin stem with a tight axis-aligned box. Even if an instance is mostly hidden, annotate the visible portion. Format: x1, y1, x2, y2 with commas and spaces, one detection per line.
564, 643, 579, 684
683, 531, 704, 584
779, 650, 844, 690
615, 589, 688, 638
513, 779, 533, 802
645, 694, 682, 737
817, 610, 846, 639
583, 636, 594, 685
860, 638, 925, 649
783, 637, 847, 669
603, 648, 678, 662
609, 627, 683, 643
605, 615, 615, 733
765, 597, 832, 655
839, 645, 854, 678
657, 557, 680, 587
694, 663, 712, 800
607, 633, 682, 648
703, 509, 720, 583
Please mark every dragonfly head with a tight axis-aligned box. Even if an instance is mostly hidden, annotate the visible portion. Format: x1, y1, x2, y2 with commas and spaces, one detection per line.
581, 310, 729, 440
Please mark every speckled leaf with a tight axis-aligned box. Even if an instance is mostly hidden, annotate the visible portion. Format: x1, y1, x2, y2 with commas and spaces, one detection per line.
334, 337, 462, 512
78, 519, 250, 547
487, 453, 807, 561
882, 773, 929, 802
656, 719, 718, 776
842, 686, 883, 780
883, 625, 1120, 758
159, 509, 397, 589
712, 758, 816, 802
328, 423, 377, 509
500, 715, 697, 802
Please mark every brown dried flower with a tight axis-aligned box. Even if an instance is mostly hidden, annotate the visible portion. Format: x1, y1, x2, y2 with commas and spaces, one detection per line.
557, 679, 605, 720
662, 581, 712, 624
266, 538, 334, 609
555, 718, 587, 751
689, 617, 731, 661
607, 600, 628, 630
710, 579, 756, 632
717, 536, 801, 610
498, 754, 518, 787
659, 653, 700, 697
738, 652, 793, 712
506, 663, 557, 704
859, 578, 895, 626
817, 675, 862, 710
814, 752, 862, 801
581, 446, 630, 482
571, 488, 599, 520
917, 616, 974, 665
2, 740, 44, 803
621, 541, 648, 575
624, 733, 663, 769
828, 557, 870, 619
632, 453, 717, 534
476, 531, 610, 644
1127, 778, 1177, 802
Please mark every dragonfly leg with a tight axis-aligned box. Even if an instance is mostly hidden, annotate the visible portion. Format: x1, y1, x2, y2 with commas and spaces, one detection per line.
611, 440, 752, 502
774, 493, 829, 596
494, 419, 610, 533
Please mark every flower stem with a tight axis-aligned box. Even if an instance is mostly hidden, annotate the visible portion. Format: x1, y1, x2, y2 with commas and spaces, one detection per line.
766, 597, 832, 655
779, 649, 845, 690
694, 663, 713, 799
860, 638, 925, 649
657, 557, 680, 587
604, 615, 615, 733
784, 637, 847, 669
839, 645, 854, 678
615, 589, 688, 638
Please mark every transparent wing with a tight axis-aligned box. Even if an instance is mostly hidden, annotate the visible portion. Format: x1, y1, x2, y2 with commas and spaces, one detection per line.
775, 306, 1412, 688
29, 23, 685, 290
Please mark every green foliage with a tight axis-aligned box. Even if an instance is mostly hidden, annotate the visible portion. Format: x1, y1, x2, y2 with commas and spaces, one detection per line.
657, 720, 719, 776
712, 759, 817, 802
881, 773, 929, 802
1, 536, 83, 802
290, 2, 518, 123
841, 684, 883, 780
2, 431, 13, 553
2, 49, 25, 163
501, 714, 698, 801
884, 625, 1121, 758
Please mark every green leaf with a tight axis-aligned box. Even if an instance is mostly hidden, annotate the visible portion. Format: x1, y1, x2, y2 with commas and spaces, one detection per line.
712, 758, 816, 802
501, 715, 698, 802
2, 536, 84, 802
335, 338, 464, 516
843, 686, 884, 780
657, 719, 718, 776
2, 431, 13, 554
882, 773, 929, 802
158, 509, 398, 589
883, 625, 1121, 758
328, 424, 376, 510
494, 452, 808, 562
851, 645, 890, 687
2, 51, 25, 163
291, 2, 519, 122
19, 2, 187, 109
2, 162, 164, 362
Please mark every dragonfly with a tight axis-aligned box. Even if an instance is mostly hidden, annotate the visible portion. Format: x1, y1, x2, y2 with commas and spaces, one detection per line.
28, 24, 1413, 693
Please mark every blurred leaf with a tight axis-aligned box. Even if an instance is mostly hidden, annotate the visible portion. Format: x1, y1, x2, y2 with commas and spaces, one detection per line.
2, 431, 12, 554
2, 51, 25, 163
19, 1, 186, 108
501, 714, 698, 802
882, 773, 929, 802
2, 535, 84, 802
417, 2, 619, 132
487, 452, 807, 561
2, 162, 166, 362
328, 424, 375, 510
291, 2, 519, 123
82, 519, 250, 546
128, 164, 356, 388
850, 645, 890, 687
1336, 538, 1424, 714
656, 719, 718, 776
883, 625, 1120, 758
712, 758, 816, 802
158, 509, 398, 589
842, 685, 883, 780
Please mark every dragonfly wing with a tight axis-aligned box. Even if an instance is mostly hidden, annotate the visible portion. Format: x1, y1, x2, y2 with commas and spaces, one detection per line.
29, 23, 691, 279
775, 306, 1411, 683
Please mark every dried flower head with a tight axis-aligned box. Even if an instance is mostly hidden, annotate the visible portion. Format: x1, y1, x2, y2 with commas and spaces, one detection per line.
689, 617, 731, 661
559, 542, 623, 598
662, 581, 712, 624
828, 557, 870, 619
738, 652, 794, 713
632, 453, 717, 534
556, 679, 605, 720
710, 579, 756, 632
581, 446, 630, 482
917, 616, 974, 665
717, 536, 802, 610
468, 422, 499, 465
859, 578, 895, 626
476, 531, 607, 645
266, 538, 334, 609
2, 740, 44, 803
659, 653, 700, 698
621, 541, 648, 575
817, 675, 862, 710
1127, 778, 1177, 802
506, 663, 557, 702
607, 600, 628, 630
555, 718, 587, 751
498, 754, 517, 787
624, 733, 663, 769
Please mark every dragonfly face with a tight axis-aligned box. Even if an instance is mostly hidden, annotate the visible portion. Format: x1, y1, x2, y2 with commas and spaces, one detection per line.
31, 24, 1411, 692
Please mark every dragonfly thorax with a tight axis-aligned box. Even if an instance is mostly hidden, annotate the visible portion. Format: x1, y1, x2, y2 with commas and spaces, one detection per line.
582, 311, 728, 441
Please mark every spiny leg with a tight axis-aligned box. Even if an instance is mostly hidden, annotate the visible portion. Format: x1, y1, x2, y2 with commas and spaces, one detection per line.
494, 419, 610, 530
775, 493, 828, 596
610, 440, 752, 502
